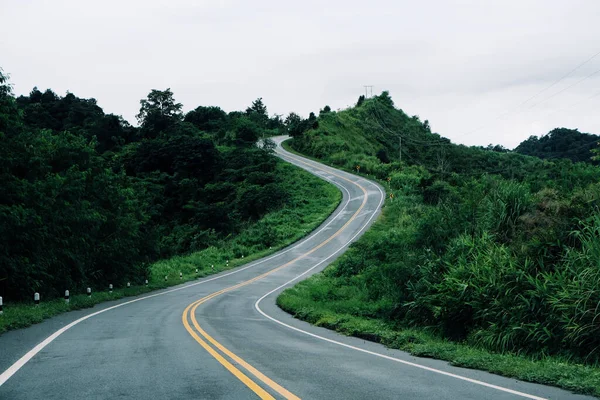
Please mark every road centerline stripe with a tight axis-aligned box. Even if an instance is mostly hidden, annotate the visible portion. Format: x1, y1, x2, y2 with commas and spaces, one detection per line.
182, 303, 275, 400
182, 153, 371, 400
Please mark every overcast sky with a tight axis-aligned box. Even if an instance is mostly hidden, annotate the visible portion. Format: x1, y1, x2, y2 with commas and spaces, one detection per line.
2, 0, 599, 148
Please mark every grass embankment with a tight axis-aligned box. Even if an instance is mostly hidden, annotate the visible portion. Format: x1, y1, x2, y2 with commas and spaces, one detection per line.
279, 286, 600, 395
278, 132, 600, 396
0, 160, 341, 335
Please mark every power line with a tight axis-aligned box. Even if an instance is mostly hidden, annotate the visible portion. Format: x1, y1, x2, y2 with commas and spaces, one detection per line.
362, 89, 597, 177
536, 89, 600, 120
514, 49, 600, 109
455, 48, 600, 139
363, 96, 563, 177
526, 67, 600, 110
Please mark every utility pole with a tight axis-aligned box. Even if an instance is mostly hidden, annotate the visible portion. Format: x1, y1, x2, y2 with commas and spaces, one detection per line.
363, 85, 373, 98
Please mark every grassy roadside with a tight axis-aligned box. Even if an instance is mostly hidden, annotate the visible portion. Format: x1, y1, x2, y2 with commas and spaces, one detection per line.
278, 280, 600, 396
0, 160, 342, 335
277, 140, 600, 397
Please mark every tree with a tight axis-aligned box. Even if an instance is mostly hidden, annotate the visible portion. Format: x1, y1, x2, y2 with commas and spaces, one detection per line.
246, 97, 267, 116
184, 105, 227, 133
376, 148, 390, 163
285, 112, 306, 138
423, 119, 431, 133
136, 88, 182, 138
516, 128, 599, 164
88, 114, 136, 152
320, 105, 331, 115
356, 95, 365, 107
0, 68, 21, 137
233, 117, 260, 147
377, 91, 395, 108
246, 98, 269, 127
308, 112, 318, 129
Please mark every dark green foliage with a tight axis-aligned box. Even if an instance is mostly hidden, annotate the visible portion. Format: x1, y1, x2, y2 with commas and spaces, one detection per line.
136, 88, 183, 138
516, 128, 599, 164
233, 117, 261, 147
356, 95, 365, 107
376, 148, 390, 163
0, 129, 152, 300
284, 91, 600, 365
245, 97, 269, 128
184, 105, 227, 134
0, 69, 311, 303
15, 87, 135, 152
285, 112, 313, 138
0, 69, 21, 137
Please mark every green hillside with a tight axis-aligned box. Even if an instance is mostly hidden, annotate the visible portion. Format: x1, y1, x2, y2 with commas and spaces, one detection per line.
280, 93, 600, 395
0, 69, 339, 330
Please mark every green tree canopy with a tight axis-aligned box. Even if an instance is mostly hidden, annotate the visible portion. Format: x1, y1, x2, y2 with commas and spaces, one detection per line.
136, 88, 183, 138
515, 128, 599, 164
184, 105, 227, 133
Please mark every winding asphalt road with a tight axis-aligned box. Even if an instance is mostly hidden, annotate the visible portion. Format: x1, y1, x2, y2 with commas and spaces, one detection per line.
0, 136, 595, 400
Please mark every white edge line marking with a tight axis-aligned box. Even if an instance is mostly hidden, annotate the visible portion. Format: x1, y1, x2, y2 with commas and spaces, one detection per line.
255, 156, 547, 400
0, 145, 354, 387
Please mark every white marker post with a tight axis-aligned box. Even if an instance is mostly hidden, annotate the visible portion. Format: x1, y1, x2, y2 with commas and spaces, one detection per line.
109, 284, 113, 293
145, 280, 148, 286
127, 282, 130, 288
64, 290, 70, 304
34, 292, 40, 305
241, 255, 244, 259
164, 275, 167, 282
0, 296, 3, 315
179, 272, 182, 280
195, 268, 198, 274
87, 287, 91, 297
211, 265, 214, 272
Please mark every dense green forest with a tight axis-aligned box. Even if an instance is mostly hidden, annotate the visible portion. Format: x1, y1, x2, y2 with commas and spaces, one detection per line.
0, 68, 322, 303
281, 92, 600, 371
515, 127, 599, 164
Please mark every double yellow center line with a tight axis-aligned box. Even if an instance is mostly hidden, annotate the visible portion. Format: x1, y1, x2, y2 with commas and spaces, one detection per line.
182, 154, 370, 399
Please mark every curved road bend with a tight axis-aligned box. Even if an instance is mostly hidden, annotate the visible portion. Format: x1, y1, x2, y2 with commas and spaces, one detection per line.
0, 136, 594, 400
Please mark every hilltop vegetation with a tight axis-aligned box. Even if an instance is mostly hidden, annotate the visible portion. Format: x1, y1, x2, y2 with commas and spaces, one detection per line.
0, 69, 339, 305
280, 92, 600, 394
515, 127, 599, 164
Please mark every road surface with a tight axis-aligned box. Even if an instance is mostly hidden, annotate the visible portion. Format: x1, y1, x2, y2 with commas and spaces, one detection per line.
0, 136, 594, 400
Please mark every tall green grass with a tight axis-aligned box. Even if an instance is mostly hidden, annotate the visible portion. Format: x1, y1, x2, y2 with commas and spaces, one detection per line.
279, 134, 600, 395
